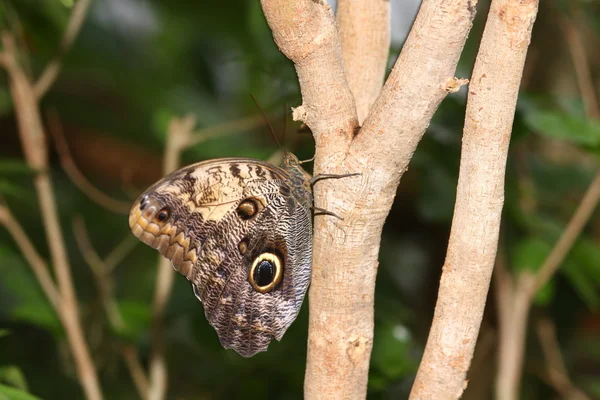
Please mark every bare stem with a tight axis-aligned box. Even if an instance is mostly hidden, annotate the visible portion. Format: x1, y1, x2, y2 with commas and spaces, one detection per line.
261, 0, 479, 398
1, 31, 103, 400
496, 7, 600, 398
337, 0, 390, 124
46, 109, 132, 214
536, 318, 592, 400
147, 115, 195, 400
34, 0, 93, 99
534, 171, 600, 293
410, 1, 539, 398
72, 216, 126, 331
123, 346, 150, 400
495, 273, 536, 400
0, 203, 61, 311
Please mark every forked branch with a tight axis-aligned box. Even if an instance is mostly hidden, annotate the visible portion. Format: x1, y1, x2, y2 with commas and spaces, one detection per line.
260, 0, 479, 398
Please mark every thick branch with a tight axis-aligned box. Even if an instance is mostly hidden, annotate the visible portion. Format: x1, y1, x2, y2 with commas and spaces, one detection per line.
410, 1, 538, 398
337, 0, 390, 124
261, 0, 478, 398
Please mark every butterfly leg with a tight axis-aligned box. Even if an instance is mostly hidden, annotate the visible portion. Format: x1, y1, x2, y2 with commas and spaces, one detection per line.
312, 206, 344, 220
309, 172, 361, 188
310, 172, 361, 219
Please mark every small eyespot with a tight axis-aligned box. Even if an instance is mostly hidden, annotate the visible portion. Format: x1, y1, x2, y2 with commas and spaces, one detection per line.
156, 208, 169, 222
236, 198, 261, 220
248, 252, 283, 294
238, 238, 249, 255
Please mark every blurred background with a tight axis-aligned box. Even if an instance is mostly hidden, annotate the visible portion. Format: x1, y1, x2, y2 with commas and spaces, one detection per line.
1, 0, 600, 399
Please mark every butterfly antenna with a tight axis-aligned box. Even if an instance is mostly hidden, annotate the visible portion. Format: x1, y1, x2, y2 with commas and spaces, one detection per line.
250, 93, 282, 150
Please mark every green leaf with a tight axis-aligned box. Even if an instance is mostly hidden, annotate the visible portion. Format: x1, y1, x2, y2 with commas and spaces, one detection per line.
371, 323, 417, 380
525, 110, 600, 146
0, 384, 41, 400
533, 279, 555, 306
0, 331, 10, 340
0, 160, 35, 175
0, 367, 28, 392
0, 181, 29, 199
114, 301, 152, 341
0, 247, 61, 335
511, 237, 551, 273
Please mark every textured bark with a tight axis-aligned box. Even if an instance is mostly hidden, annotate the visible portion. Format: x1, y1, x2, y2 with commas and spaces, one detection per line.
261, 0, 477, 398
409, 1, 539, 399
337, 0, 390, 124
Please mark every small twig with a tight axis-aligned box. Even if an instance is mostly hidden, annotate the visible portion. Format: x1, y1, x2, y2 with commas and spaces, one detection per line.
533, 171, 600, 294
46, 109, 132, 214
184, 114, 265, 148
122, 346, 149, 399
559, 15, 600, 120
147, 115, 197, 400
0, 203, 61, 311
34, 0, 93, 99
537, 318, 592, 400
2, 29, 103, 400
72, 215, 126, 330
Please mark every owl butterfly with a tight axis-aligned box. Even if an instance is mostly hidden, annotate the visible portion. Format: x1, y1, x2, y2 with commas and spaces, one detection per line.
130, 151, 343, 357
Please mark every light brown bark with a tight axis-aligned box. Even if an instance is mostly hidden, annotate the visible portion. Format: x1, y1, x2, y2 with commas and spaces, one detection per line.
409, 1, 539, 399
495, 9, 598, 400
337, 0, 390, 124
260, 0, 477, 398
1, 33, 103, 400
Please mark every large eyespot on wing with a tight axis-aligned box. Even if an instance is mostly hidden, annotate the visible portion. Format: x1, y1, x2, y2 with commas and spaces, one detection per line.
248, 252, 283, 293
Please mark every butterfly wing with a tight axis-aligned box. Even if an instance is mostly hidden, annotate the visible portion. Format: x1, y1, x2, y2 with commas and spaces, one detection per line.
129, 158, 312, 357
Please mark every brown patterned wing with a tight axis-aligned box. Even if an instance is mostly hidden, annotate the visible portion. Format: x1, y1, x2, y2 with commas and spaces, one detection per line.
129, 158, 312, 357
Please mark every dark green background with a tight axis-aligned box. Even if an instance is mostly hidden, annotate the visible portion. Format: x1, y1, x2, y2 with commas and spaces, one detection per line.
1, 0, 600, 398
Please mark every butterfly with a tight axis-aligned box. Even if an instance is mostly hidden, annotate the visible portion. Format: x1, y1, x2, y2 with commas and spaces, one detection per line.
129, 151, 315, 356
129, 149, 358, 357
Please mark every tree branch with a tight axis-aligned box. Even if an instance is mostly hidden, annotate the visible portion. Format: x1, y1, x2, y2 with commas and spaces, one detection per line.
0, 203, 61, 311
147, 115, 196, 400
1, 30, 103, 400
496, 6, 600, 398
261, 0, 478, 398
337, 0, 390, 124
47, 109, 132, 214
410, 1, 539, 398
34, 0, 93, 99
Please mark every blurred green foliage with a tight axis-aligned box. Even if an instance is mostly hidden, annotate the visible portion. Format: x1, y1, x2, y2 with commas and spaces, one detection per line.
0, 0, 600, 399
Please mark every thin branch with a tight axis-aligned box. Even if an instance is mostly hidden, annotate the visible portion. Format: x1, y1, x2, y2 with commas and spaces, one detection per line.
185, 115, 266, 148
337, 0, 390, 124
0, 203, 61, 311
1, 30, 103, 400
533, 171, 600, 293
72, 215, 126, 330
496, 6, 598, 399
410, 1, 539, 398
559, 14, 600, 120
46, 109, 132, 214
496, 273, 536, 400
147, 115, 197, 400
34, 0, 93, 99
537, 318, 592, 400
123, 346, 149, 400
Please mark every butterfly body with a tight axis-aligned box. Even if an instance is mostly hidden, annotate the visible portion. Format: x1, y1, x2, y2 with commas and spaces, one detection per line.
129, 153, 312, 357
